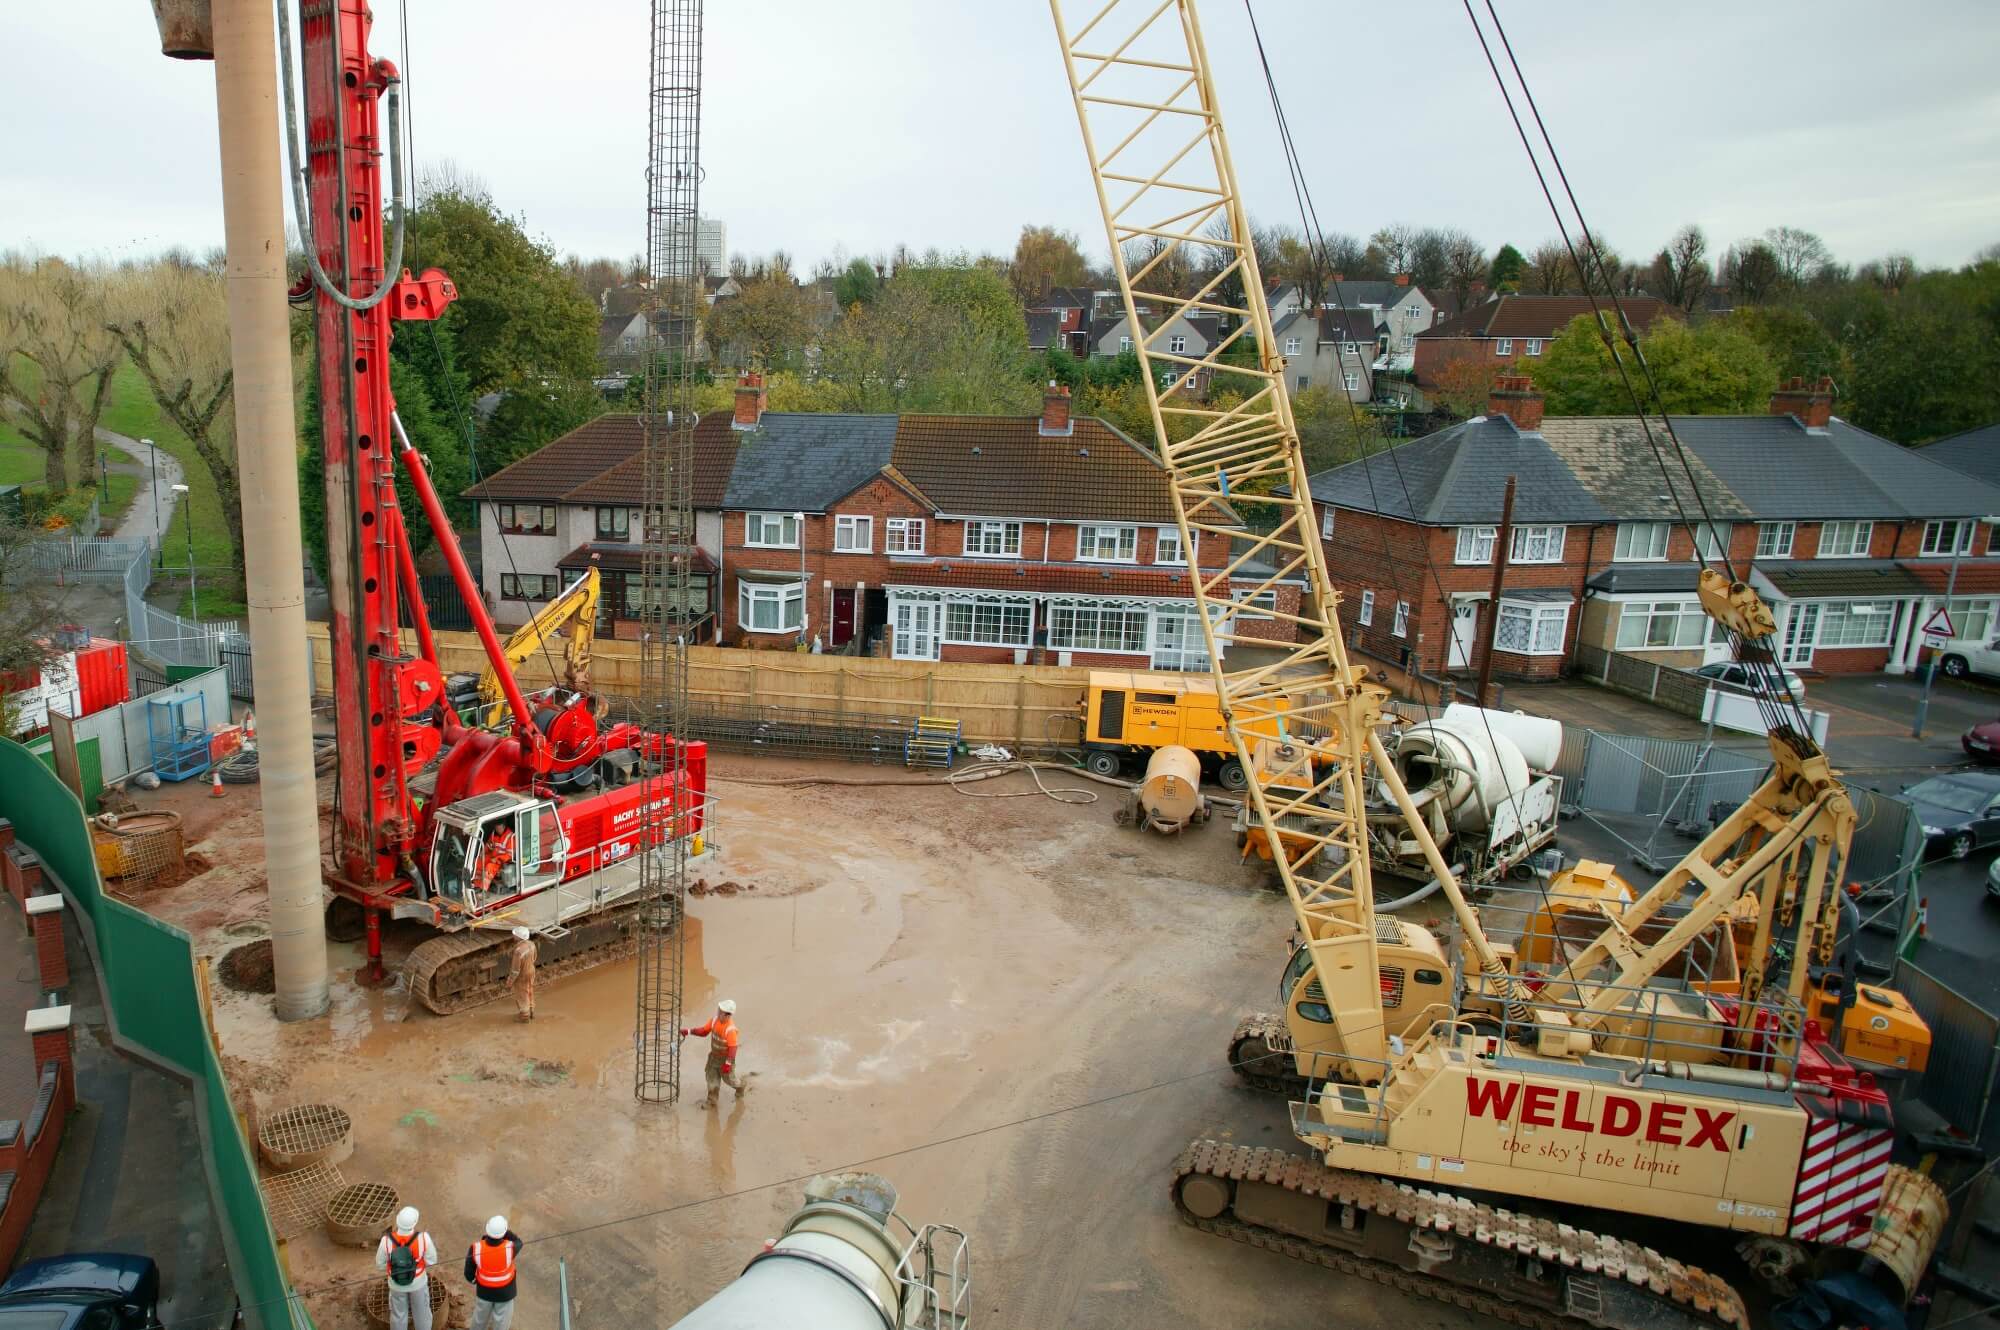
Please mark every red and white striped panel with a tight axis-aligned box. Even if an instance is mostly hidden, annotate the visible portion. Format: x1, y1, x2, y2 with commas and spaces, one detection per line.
1788, 1113, 1893, 1247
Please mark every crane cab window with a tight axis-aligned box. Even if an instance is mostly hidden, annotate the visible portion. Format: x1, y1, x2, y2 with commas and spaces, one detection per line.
1279, 943, 1313, 1009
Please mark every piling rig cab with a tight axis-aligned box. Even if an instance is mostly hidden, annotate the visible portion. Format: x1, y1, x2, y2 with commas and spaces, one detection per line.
290, 0, 709, 1013
1049, 2, 1944, 1323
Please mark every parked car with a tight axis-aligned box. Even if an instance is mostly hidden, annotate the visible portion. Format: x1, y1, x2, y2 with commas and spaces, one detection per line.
1692, 661, 1807, 698
1963, 717, 2000, 763
0, 1254, 162, 1330
1986, 854, 2000, 900
1937, 634, 2000, 681
1901, 770, 2000, 860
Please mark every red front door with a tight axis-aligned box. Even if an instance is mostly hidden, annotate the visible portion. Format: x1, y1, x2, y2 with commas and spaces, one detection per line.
831, 589, 856, 647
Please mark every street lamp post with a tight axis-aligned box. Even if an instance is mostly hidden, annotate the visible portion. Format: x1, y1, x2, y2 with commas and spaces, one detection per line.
143, 438, 159, 563
172, 482, 196, 620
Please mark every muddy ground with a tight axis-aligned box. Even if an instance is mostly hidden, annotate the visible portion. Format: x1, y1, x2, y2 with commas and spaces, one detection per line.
129, 755, 1483, 1330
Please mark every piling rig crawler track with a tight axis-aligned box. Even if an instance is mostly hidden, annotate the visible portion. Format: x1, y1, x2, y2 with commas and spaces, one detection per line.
1048, 1, 1944, 1321
288, 0, 710, 1011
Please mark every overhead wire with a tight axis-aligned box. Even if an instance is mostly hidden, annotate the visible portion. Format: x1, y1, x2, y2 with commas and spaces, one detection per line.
1460, 0, 1815, 743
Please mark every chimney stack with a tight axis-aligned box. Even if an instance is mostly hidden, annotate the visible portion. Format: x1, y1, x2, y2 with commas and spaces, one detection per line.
1040, 381, 1074, 437
1487, 374, 1545, 432
1393, 272, 1410, 287
732, 370, 767, 431
1769, 375, 1834, 429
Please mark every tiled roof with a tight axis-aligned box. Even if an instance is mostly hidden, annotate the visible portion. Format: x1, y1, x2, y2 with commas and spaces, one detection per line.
1916, 422, 2000, 491
1753, 560, 1929, 600
1317, 308, 1381, 343
555, 541, 716, 575
1322, 280, 1419, 309
1299, 416, 1609, 524
1906, 562, 2000, 595
1586, 565, 1704, 594
721, 414, 898, 512
464, 413, 738, 508
1419, 295, 1678, 341
1536, 418, 1754, 521
1671, 416, 2000, 520
891, 415, 1205, 524
1025, 311, 1062, 349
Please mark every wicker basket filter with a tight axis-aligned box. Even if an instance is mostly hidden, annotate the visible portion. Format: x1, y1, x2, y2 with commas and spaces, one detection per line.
364, 1277, 452, 1328
258, 1102, 354, 1171
325, 1181, 399, 1247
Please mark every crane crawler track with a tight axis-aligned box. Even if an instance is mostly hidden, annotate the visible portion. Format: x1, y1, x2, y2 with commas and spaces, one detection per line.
405, 897, 677, 1015
1228, 1012, 1309, 1097
1171, 1141, 1746, 1330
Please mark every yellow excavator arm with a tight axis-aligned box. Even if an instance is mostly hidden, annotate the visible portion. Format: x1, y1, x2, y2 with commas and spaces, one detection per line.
476, 568, 599, 726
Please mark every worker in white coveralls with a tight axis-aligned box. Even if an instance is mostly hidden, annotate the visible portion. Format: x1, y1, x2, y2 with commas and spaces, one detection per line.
376, 1205, 440, 1330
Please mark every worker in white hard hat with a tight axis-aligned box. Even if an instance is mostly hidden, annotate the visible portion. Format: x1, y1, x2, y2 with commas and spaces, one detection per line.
375, 1205, 440, 1330
681, 999, 750, 1109
464, 1213, 523, 1330
504, 926, 537, 1022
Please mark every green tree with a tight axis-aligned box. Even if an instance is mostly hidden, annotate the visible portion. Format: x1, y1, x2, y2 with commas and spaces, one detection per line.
1489, 243, 1527, 291
1729, 306, 1846, 384
890, 261, 1025, 342
833, 258, 879, 310
405, 184, 601, 395
1534, 314, 1776, 416
1842, 263, 2000, 442
478, 377, 609, 478
705, 275, 816, 369
817, 268, 1034, 415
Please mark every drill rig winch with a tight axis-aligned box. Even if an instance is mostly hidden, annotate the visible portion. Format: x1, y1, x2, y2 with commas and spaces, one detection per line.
288, 0, 709, 1013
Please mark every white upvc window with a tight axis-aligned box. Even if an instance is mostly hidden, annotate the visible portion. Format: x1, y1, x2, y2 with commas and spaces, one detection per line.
1509, 524, 1566, 564
1398, 334, 1413, 351
1495, 337, 1514, 356
1284, 336, 1301, 355
1343, 341, 1358, 354
1358, 589, 1375, 625
1756, 522, 1796, 559
1320, 507, 1335, 539
1495, 600, 1570, 655
745, 511, 799, 549
1817, 520, 1873, 559
1816, 600, 1894, 647
886, 517, 926, 554
495, 503, 557, 535
1077, 523, 1138, 562
1524, 338, 1544, 357
1154, 526, 1186, 565
963, 519, 1023, 558
833, 515, 872, 553
738, 580, 804, 634
1455, 525, 1498, 565
1048, 603, 1149, 652
1168, 334, 1188, 354
1119, 335, 1133, 353
942, 598, 1033, 647
1615, 598, 1711, 650
1693, 521, 1732, 560
1230, 588, 1278, 619
1921, 518, 1977, 558
1344, 371, 1361, 392
1392, 600, 1410, 637
1614, 522, 1670, 562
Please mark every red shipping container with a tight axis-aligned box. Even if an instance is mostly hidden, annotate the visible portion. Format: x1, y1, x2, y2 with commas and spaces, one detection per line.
72, 640, 130, 717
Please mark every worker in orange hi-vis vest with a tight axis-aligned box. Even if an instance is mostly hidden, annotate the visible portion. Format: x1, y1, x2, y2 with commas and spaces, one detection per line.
682, 999, 751, 1109
474, 823, 517, 893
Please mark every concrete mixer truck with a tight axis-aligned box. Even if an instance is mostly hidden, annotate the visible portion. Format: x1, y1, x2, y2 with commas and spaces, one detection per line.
1233, 702, 1563, 892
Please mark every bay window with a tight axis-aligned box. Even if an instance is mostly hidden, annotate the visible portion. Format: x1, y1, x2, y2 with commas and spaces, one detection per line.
1048, 604, 1148, 652
1495, 600, 1569, 655
1815, 601, 1893, 647
737, 580, 804, 634
942, 599, 1033, 647
1615, 598, 1710, 650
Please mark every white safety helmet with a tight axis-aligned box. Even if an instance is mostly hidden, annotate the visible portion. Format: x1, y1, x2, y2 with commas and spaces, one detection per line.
717, 999, 737, 1015
395, 1206, 419, 1235
485, 1215, 508, 1240
512, 926, 531, 941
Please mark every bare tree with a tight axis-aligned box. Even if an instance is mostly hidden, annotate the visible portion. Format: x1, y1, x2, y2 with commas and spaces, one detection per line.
0, 258, 121, 492
1438, 230, 1487, 309
1408, 228, 1453, 292
1650, 224, 1710, 312
1525, 239, 1576, 294
1369, 223, 1418, 277
1973, 241, 2000, 266
1858, 253, 1916, 295
1320, 232, 1367, 281
0, 519, 66, 732
106, 264, 245, 589
1722, 240, 1782, 303
1764, 226, 1833, 288
1120, 235, 1197, 301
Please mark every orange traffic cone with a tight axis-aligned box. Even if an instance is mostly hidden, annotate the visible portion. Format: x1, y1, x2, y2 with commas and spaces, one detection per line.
243, 711, 256, 745
210, 768, 225, 798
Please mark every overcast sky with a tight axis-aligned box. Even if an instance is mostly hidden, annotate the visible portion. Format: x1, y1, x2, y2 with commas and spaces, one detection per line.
9, 2, 1999, 276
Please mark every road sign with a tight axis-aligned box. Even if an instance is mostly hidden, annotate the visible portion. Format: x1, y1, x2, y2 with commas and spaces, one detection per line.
1921, 607, 1957, 639
1924, 634, 1949, 650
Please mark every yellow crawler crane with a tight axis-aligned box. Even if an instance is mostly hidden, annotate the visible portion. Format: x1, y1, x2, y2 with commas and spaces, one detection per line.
1049, 4, 1945, 1324
474, 568, 600, 726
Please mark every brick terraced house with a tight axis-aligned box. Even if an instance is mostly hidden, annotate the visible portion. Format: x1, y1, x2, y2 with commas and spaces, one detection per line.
1412, 294, 1678, 390
1301, 376, 2000, 681
467, 379, 1300, 667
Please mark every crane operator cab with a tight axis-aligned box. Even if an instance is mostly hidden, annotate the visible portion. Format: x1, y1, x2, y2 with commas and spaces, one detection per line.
428, 790, 568, 919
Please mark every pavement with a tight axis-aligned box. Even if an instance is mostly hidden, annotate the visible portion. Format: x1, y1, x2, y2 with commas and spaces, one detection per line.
15, 911, 232, 1329
99, 429, 184, 549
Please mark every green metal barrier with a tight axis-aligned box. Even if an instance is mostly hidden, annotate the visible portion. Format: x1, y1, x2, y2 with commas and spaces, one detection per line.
0, 740, 309, 1330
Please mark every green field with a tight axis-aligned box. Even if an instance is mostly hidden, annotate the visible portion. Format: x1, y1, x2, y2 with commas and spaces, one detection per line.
0, 415, 139, 526
101, 359, 247, 618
